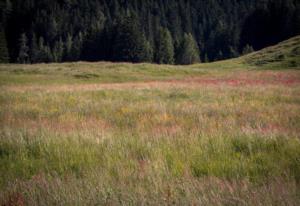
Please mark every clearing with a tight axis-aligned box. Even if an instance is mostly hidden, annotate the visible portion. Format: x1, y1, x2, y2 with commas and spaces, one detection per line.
0, 36, 300, 205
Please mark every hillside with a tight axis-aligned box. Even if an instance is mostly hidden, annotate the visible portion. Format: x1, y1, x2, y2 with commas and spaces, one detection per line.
0, 35, 299, 87
242, 35, 300, 69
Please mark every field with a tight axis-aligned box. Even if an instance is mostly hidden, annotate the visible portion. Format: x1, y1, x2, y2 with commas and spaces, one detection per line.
0, 36, 300, 205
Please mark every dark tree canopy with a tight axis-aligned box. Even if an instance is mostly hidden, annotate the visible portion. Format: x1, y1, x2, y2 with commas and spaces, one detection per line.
112, 15, 150, 63
17, 33, 29, 63
0, 0, 299, 64
0, 27, 9, 63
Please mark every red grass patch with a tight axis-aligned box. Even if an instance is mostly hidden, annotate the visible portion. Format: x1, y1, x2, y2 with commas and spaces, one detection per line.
182, 72, 300, 86
2, 193, 25, 206
1, 71, 299, 93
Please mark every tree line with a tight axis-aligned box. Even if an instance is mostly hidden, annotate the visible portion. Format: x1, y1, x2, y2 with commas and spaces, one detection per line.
0, 0, 299, 64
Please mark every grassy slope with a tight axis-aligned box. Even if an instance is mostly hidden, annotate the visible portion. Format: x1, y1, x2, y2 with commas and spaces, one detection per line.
0, 35, 299, 87
0, 36, 300, 205
242, 35, 300, 69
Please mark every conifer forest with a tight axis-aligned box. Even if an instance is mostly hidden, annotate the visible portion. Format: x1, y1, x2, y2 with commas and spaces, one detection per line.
0, 0, 299, 64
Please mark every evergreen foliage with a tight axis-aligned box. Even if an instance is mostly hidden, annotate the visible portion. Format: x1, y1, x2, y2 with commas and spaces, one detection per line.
176, 33, 200, 65
1, 0, 299, 64
143, 39, 154, 63
112, 15, 149, 63
155, 27, 174, 64
242, 44, 255, 55
0, 28, 9, 63
53, 37, 64, 62
17, 33, 29, 63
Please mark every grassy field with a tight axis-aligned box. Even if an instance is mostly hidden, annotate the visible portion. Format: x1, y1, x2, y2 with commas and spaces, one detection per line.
0, 36, 300, 205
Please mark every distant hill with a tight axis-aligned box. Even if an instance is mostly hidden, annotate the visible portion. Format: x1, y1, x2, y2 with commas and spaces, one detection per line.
242, 35, 300, 69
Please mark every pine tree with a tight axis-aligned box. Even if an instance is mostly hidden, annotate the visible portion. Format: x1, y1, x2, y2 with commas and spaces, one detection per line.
53, 37, 64, 62
112, 15, 148, 62
6, 0, 12, 12
47, 17, 58, 43
155, 27, 174, 64
65, 34, 73, 61
29, 33, 38, 63
229, 46, 239, 58
0, 27, 9, 63
36, 37, 53, 63
17, 33, 29, 64
82, 16, 106, 62
44, 45, 53, 63
176, 33, 200, 65
36, 37, 45, 62
143, 39, 153, 62
242, 44, 254, 55
204, 53, 209, 63
217, 50, 223, 60
71, 32, 83, 61
2, 0, 12, 24
110, 0, 120, 18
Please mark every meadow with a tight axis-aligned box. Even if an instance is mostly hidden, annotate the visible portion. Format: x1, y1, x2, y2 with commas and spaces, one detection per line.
0, 36, 300, 205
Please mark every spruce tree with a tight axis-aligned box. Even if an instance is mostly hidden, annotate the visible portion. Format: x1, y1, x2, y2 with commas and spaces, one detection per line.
36, 37, 53, 63
0, 27, 9, 63
242, 44, 254, 55
229, 46, 239, 58
217, 50, 224, 60
17, 33, 29, 64
53, 37, 64, 62
112, 15, 148, 62
143, 39, 153, 62
204, 53, 209, 63
176, 33, 200, 65
44, 45, 53, 63
36, 37, 45, 62
65, 34, 73, 61
155, 27, 174, 64
29, 33, 38, 63
71, 32, 83, 61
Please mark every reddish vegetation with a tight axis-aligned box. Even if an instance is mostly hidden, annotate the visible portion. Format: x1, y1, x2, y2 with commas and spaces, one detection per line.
180, 71, 300, 86
2, 71, 299, 93
3, 193, 25, 206
190, 78, 300, 86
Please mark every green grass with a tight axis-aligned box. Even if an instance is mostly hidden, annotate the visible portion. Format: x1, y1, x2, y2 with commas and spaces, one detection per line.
0, 36, 300, 205
0, 62, 211, 86
1, 35, 299, 87
243, 35, 300, 69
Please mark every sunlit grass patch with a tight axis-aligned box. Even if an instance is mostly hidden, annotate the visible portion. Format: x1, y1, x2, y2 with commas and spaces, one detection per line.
0, 52, 300, 204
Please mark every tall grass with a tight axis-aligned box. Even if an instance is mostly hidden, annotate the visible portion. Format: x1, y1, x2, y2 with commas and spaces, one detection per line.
0, 47, 300, 206
1, 79, 300, 205
1, 128, 300, 205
